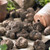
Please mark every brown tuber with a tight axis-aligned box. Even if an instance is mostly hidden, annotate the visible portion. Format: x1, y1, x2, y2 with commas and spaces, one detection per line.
17, 29, 29, 38
10, 10, 19, 18
33, 21, 45, 32
20, 11, 27, 21
15, 37, 28, 49
44, 26, 50, 35
0, 39, 14, 49
27, 7, 35, 14
6, 21, 23, 32
2, 18, 14, 27
6, 21, 24, 39
5, 30, 15, 39
33, 40, 46, 50
26, 13, 34, 23
0, 27, 6, 36
23, 22, 33, 32
29, 30, 42, 40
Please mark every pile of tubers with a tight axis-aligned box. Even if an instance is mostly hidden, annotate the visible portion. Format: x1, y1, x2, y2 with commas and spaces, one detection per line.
0, 7, 50, 50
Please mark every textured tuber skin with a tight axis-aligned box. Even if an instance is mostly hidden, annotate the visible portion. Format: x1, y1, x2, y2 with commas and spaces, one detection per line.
27, 7, 35, 14
44, 26, 50, 35
15, 37, 28, 49
20, 11, 27, 21
10, 8, 28, 19
0, 27, 6, 36
33, 40, 46, 50
0, 39, 14, 49
26, 13, 34, 23
6, 21, 14, 30
6, 20, 24, 39
26, 7, 35, 23
6, 21, 23, 32
23, 22, 33, 33
5, 30, 15, 39
15, 8, 27, 21
33, 21, 45, 32
29, 30, 42, 40
10, 10, 19, 18
10, 9, 20, 18
2, 18, 14, 27
15, 8, 25, 19
17, 29, 29, 38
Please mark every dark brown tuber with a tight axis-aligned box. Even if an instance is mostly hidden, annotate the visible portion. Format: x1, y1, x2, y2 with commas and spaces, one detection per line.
16, 8, 25, 18
23, 22, 33, 32
10, 10, 19, 18
0, 27, 6, 36
6, 21, 23, 32
27, 7, 35, 15
5, 30, 15, 39
17, 29, 29, 38
29, 30, 42, 40
33, 21, 45, 32
0, 39, 14, 49
20, 11, 27, 21
33, 40, 46, 50
44, 26, 50, 35
26, 13, 34, 23
15, 37, 28, 49
2, 18, 14, 27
